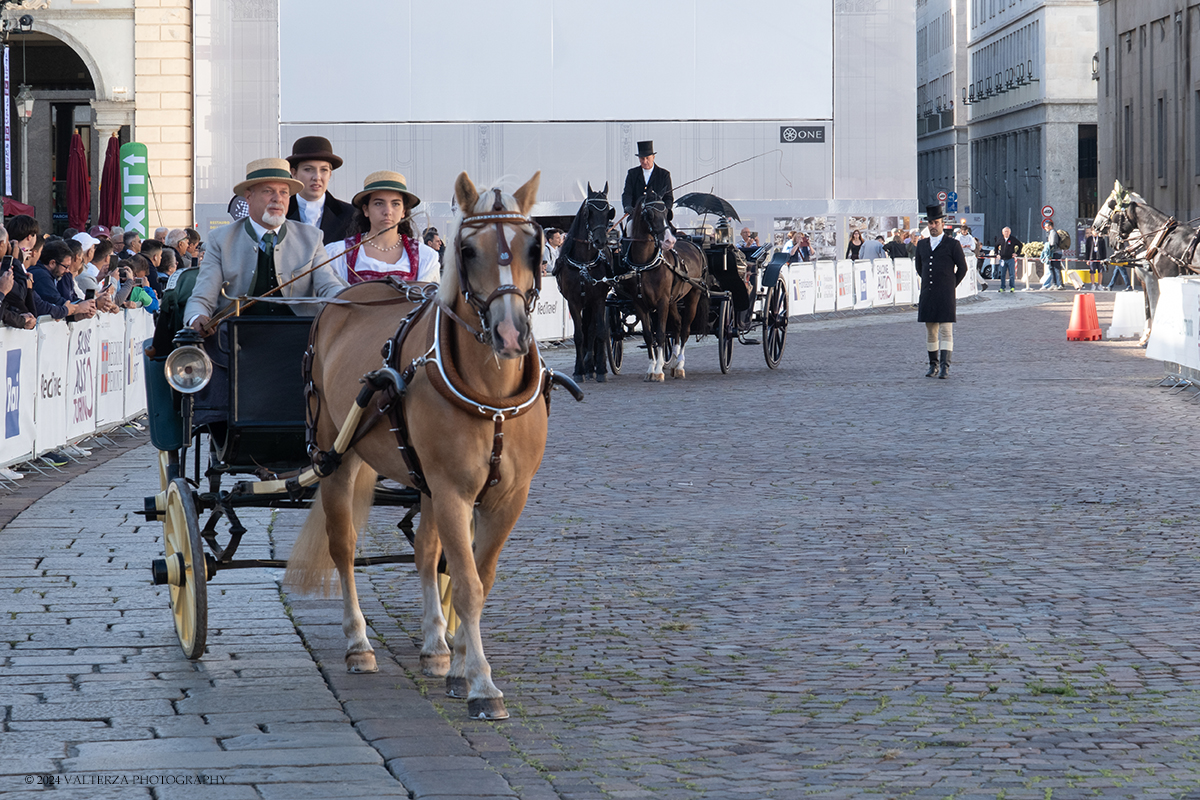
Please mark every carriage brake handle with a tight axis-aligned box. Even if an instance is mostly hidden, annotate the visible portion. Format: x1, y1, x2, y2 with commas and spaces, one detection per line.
547, 369, 585, 402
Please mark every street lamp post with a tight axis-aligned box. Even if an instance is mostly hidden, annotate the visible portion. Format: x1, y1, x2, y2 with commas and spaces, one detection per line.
15, 83, 33, 204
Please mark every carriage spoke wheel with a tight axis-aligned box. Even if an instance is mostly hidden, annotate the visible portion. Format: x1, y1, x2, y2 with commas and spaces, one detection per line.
606, 305, 624, 374
162, 477, 208, 660
762, 277, 789, 369
717, 299, 734, 374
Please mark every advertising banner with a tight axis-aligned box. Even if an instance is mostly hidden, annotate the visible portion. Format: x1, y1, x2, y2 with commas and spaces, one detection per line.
853, 260, 874, 310
0, 327, 36, 464
124, 312, 152, 419
34, 323, 70, 455
871, 259, 895, 307
834, 260, 855, 311
66, 319, 98, 440
894, 258, 914, 305
96, 313, 127, 426
119, 142, 150, 237
813, 260, 836, 313
787, 263, 815, 316
531, 279, 566, 343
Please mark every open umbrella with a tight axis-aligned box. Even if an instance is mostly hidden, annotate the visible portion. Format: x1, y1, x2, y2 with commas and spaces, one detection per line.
674, 192, 740, 221
66, 129, 91, 231
99, 133, 121, 228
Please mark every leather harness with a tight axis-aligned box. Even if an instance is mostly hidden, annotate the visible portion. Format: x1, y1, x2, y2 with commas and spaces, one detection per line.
303, 194, 555, 505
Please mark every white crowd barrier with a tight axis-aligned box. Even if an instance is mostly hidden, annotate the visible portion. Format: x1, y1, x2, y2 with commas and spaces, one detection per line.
534, 256, 980, 345
1146, 277, 1200, 372
1, 311, 153, 468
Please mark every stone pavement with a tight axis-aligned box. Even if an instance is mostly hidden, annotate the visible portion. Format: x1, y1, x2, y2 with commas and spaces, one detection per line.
4, 291, 1200, 799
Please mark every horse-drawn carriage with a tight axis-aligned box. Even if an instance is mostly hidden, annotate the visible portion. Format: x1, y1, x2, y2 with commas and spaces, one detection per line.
554, 187, 788, 381
605, 218, 789, 375
143, 173, 580, 721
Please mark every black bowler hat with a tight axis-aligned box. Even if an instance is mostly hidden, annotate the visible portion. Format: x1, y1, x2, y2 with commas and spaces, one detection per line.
287, 135, 344, 170
636, 140, 656, 158
925, 204, 945, 222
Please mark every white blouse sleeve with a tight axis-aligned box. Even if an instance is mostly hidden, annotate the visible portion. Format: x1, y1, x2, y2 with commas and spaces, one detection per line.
324, 241, 349, 283
416, 242, 441, 283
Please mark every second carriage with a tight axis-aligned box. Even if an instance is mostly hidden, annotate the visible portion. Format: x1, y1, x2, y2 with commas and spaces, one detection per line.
605, 210, 790, 375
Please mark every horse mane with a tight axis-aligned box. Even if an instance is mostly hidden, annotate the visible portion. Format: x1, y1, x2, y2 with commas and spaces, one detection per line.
437, 179, 526, 305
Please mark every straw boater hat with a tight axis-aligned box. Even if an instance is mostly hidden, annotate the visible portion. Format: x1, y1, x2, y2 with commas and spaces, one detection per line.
352, 171, 421, 210
233, 158, 304, 196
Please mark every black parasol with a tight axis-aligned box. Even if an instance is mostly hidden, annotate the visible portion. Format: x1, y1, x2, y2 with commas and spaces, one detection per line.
674, 192, 740, 221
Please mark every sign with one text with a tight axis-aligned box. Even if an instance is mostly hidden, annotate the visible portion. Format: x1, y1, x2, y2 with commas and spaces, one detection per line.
120, 142, 150, 237
780, 126, 826, 144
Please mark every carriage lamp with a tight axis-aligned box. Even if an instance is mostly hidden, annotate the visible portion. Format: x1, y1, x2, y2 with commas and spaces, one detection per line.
164, 345, 213, 394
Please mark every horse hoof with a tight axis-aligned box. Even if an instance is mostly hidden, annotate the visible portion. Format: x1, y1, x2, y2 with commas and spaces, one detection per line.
446, 675, 469, 698
467, 697, 510, 721
673, 369, 686, 379
652, 373, 665, 382
594, 373, 607, 383
420, 653, 451, 677
573, 373, 585, 383
346, 651, 378, 674
644, 373, 655, 382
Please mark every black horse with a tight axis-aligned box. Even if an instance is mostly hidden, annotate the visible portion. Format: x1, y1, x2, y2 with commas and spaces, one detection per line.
614, 190, 706, 381
1093, 181, 1200, 344
555, 184, 615, 382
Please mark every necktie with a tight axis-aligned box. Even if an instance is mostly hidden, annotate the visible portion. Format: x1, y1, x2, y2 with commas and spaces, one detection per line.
261, 231, 276, 257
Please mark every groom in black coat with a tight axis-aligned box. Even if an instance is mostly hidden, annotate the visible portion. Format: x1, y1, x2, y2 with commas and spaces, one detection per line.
621, 140, 674, 222
915, 204, 968, 379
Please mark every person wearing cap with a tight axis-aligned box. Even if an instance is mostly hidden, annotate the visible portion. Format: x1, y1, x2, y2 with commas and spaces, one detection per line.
285, 136, 355, 245
621, 140, 674, 222
72, 231, 103, 280
915, 204, 968, 379
88, 225, 111, 241
323, 171, 439, 284
184, 158, 346, 333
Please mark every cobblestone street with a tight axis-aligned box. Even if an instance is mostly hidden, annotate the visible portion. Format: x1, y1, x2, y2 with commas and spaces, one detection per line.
4, 292, 1200, 799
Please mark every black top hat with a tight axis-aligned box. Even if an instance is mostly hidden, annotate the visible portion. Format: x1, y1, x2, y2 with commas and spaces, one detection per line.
925, 204, 945, 222
286, 136, 343, 170
636, 140, 656, 158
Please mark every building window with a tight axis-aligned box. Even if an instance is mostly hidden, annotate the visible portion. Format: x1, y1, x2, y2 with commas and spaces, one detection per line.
1124, 105, 1132, 183
1104, 48, 1109, 97
1157, 97, 1166, 181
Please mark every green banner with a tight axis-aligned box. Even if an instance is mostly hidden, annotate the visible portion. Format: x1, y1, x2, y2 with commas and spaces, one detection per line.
119, 142, 149, 237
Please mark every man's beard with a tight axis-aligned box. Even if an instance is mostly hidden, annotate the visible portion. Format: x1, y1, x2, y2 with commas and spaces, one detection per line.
262, 211, 286, 227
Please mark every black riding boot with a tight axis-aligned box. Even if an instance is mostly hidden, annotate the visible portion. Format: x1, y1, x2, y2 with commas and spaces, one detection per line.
937, 350, 951, 379
925, 351, 938, 377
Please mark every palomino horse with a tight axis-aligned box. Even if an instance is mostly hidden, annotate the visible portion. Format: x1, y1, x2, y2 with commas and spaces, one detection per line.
286, 172, 557, 721
1093, 181, 1200, 344
615, 190, 706, 381
555, 183, 615, 382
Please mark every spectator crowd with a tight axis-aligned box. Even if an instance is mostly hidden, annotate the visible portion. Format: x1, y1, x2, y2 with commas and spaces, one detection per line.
0, 216, 204, 477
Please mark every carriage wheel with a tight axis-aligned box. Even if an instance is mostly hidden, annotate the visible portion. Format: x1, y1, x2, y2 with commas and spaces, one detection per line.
762, 277, 789, 369
157, 450, 172, 492
162, 477, 207, 660
606, 305, 624, 374
717, 298, 734, 374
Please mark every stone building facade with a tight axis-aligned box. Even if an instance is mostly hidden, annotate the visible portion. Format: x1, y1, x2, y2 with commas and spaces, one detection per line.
917, 0, 971, 214
0, 0, 192, 233
964, 0, 1098, 246
1097, 0, 1200, 224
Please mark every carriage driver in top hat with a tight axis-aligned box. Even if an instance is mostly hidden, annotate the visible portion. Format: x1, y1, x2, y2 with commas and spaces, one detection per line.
622, 140, 675, 229
285, 136, 356, 245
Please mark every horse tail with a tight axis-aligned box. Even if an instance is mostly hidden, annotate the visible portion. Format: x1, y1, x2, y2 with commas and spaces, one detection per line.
283, 486, 338, 597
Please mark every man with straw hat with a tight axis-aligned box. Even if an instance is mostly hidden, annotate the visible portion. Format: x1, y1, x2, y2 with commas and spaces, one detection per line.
184, 158, 346, 333
285, 135, 355, 245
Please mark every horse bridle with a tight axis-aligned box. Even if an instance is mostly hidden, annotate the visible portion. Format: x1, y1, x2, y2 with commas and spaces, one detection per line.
565, 196, 613, 273
451, 188, 544, 340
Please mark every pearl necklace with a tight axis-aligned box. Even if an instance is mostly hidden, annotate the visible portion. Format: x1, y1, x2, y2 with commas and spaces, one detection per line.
367, 235, 403, 252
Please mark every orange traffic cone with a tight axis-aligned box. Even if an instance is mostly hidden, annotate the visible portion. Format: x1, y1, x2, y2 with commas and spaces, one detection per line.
1066, 293, 1102, 341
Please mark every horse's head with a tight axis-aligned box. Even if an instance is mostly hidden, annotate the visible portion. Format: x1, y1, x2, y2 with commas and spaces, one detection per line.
638, 190, 676, 251
582, 182, 614, 253
440, 171, 542, 359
